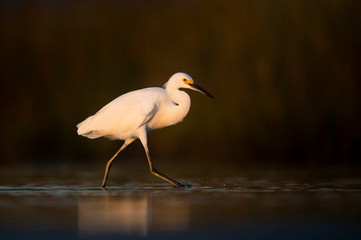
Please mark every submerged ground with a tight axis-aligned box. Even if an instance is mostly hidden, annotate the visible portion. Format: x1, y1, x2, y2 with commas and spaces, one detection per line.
0, 163, 360, 240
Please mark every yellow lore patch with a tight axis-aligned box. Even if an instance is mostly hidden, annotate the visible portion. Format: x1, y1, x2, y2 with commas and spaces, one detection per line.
183, 78, 193, 85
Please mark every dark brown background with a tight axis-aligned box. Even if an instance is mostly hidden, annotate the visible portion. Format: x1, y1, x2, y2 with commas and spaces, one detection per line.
1, 0, 360, 168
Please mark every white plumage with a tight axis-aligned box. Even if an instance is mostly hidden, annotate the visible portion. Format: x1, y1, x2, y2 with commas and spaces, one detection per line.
77, 72, 214, 188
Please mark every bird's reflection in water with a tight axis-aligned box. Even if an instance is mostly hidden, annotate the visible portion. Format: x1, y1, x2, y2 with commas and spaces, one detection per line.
78, 193, 189, 237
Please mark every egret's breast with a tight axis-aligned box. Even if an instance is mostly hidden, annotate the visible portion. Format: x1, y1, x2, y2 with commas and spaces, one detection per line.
147, 101, 186, 130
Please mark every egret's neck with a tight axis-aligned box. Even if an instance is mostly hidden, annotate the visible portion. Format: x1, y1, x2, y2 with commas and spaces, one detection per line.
166, 86, 191, 120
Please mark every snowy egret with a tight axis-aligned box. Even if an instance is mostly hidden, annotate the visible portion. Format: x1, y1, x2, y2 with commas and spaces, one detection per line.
77, 72, 214, 188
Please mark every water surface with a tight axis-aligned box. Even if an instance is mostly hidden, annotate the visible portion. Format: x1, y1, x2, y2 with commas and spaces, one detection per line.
0, 165, 360, 239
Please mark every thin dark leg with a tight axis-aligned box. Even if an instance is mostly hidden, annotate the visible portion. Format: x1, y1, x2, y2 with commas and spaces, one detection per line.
101, 138, 134, 188
138, 128, 184, 188
144, 147, 184, 188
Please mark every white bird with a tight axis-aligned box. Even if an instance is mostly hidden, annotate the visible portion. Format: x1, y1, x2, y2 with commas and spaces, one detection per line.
77, 72, 214, 188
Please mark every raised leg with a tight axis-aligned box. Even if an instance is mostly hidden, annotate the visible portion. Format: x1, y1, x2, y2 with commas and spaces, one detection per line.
139, 131, 184, 188
102, 138, 134, 188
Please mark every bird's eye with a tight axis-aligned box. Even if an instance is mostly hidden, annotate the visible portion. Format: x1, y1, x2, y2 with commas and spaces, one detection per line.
183, 78, 187, 82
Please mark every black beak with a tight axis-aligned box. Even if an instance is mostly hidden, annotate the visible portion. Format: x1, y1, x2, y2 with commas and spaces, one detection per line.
189, 83, 215, 99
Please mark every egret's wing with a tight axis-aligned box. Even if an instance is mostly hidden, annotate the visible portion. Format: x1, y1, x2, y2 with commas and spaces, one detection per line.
77, 89, 161, 140
140, 100, 158, 126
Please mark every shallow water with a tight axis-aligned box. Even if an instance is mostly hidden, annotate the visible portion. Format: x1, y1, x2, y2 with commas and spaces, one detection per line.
0, 165, 361, 239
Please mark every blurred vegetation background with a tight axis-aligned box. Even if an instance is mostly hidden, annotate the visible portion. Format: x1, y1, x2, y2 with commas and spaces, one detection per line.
0, 0, 360, 168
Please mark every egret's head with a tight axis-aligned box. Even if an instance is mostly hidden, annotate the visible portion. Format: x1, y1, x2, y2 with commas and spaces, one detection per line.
165, 72, 214, 98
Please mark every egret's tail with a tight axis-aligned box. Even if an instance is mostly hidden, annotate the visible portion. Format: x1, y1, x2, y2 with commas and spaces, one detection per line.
77, 116, 103, 139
